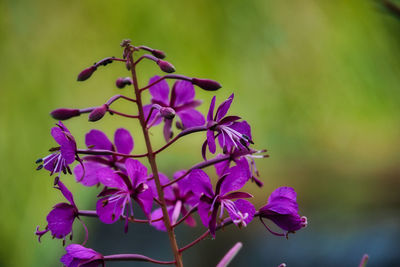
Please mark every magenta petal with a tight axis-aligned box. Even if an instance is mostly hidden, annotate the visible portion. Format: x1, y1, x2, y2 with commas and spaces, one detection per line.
136, 188, 153, 216
177, 109, 205, 129
96, 195, 126, 224
207, 130, 216, 153
163, 119, 173, 142
150, 208, 169, 231
207, 96, 216, 121
223, 192, 253, 200
150, 173, 174, 200
143, 104, 163, 127
51, 126, 68, 146
85, 129, 113, 151
198, 200, 212, 227
74, 162, 103, 187
266, 187, 298, 214
220, 166, 249, 196
65, 244, 98, 259
230, 121, 252, 140
125, 159, 148, 186
97, 167, 126, 189
56, 181, 75, 205
230, 199, 255, 226
185, 169, 214, 198
215, 93, 234, 121
148, 75, 170, 106
171, 80, 195, 106
47, 203, 75, 238
114, 128, 134, 154
214, 154, 230, 177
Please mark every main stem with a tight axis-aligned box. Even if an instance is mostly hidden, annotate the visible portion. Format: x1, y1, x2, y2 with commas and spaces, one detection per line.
129, 54, 183, 267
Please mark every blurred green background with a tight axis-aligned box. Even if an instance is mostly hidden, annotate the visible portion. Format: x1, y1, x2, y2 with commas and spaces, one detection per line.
1, 0, 400, 266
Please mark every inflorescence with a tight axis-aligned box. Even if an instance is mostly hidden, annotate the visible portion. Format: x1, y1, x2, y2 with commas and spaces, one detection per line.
35, 39, 307, 267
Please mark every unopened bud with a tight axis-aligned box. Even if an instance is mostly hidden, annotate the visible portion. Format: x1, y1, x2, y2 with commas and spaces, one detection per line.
151, 49, 166, 59
115, 77, 132, 89
50, 108, 81, 120
89, 104, 108, 122
192, 78, 221, 91
157, 60, 175, 73
77, 66, 97, 81
160, 107, 175, 119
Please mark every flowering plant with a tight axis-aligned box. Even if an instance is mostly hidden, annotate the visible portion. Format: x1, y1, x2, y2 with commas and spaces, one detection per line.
35, 40, 307, 267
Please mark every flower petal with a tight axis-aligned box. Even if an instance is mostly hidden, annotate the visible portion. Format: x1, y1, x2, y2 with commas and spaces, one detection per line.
207, 96, 216, 121
163, 119, 173, 142
207, 130, 216, 154
114, 128, 134, 154
125, 159, 148, 186
228, 199, 255, 226
220, 165, 249, 196
47, 203, 75, 238
97, 167, 126, 189
148, 75, 170, 106
56, 181, 75, 206
171, 80, 195, 107
96, 195, 126, 224
136, 187, 153, 216
85, 129, 113, 151
177, 109, 205, 129
197, 199, 212, 227
184, 169, 214, 198
215, 93, 234, 122
65, 244, 99, 259
74, 161, 103, 187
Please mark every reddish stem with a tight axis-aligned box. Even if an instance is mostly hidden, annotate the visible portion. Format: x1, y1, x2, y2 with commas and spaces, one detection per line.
103, 254, 175, 265
139, 74, 192, 92
108, 109, 139, 118
78, 210, 163, 224
77, 149, 147, 158
129, 51, 183, 267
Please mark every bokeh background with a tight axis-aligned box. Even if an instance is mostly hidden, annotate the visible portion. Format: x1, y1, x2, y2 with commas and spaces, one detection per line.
1, 0, 400, 266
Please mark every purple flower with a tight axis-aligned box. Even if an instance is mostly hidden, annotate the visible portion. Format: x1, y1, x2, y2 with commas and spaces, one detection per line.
35, 181, 87, 244
185, 167, 255, 237
215, 148, 267, 187
203, 95, 253, 158
144, 75, 205, 141
36, 122, 77, 179
60, 244, 103, 267
74, 128, 134, 186
149, 170, 197, 231
96, 159, 153, 232
259, 187, 307, 236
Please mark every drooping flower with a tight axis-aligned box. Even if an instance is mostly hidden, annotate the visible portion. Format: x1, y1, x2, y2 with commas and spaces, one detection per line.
259, 187, 307, 236
185, 167, 255, 237
36, 122, 77, 179
35, 181, 87, 244
203, 95, 253, 159
96, 159, 153, 232
74, 128, 134, 186
143, 75, 205, 141
149, 170, 197, 231
60, 244, 103, 267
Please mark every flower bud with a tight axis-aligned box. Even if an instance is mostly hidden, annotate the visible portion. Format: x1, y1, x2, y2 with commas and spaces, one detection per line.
151, 49, 166, 59
157, 60, 175, 73
89, 104, 108, 122
160, 107, 176, 119
77, 66, 97, 81
115, 77, 132, 89
50, 108, 81, 120
192, 78, 221, 91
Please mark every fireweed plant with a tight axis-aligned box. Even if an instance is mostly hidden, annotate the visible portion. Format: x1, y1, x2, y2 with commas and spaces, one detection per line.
35, 40, 307, 267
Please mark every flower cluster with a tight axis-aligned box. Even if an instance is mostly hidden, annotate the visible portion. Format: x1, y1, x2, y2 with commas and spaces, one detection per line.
35, 40, 307, 267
